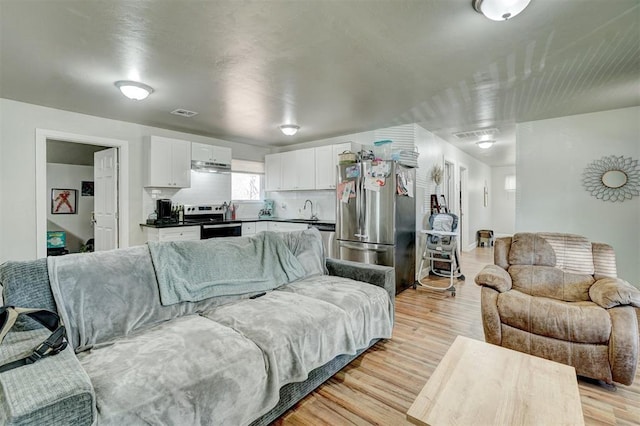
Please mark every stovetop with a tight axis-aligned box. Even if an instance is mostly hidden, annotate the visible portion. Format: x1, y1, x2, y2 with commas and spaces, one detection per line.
183, 204, 227, 224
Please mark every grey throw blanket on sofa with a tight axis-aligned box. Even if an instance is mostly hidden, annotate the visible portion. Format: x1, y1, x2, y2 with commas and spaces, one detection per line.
148, 232, 307, 305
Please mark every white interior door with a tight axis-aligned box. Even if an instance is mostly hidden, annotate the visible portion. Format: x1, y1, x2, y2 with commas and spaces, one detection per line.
94, 148, 118, 251
459, 165, 468, 251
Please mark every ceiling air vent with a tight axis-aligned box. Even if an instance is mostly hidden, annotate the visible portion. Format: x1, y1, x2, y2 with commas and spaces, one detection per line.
452, 128, 500, 139
170, 108, 199, 118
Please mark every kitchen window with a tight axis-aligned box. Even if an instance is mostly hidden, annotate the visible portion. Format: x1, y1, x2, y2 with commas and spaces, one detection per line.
231, 160, 264, 201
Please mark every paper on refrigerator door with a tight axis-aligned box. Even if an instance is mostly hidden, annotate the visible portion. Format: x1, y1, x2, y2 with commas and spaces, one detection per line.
364, 176, 385, 191
338, 181, 355, 203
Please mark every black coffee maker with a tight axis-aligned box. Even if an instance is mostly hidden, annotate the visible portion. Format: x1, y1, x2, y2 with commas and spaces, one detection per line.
156, 199, 173, 224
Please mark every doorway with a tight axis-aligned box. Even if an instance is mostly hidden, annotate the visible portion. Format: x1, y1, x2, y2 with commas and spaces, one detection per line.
35, 129, 129, 258
46, 140, 110, 254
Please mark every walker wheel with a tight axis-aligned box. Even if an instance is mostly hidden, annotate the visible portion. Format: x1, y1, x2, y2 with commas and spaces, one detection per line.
457, 274, 466, 281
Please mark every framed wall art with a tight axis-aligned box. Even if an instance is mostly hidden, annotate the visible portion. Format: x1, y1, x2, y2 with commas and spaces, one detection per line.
51, 188, 77, 214
81, 181, 94, 196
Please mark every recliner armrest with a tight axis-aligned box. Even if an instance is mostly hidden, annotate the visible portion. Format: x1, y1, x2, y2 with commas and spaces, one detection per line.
589, 277, 640, 309
325, 258, 395, 302
474, 264, 513, 293
0, 329, 94, 425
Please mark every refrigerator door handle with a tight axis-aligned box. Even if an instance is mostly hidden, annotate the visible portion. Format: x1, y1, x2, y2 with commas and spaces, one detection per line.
359, 173, 366, 236
340, 242, 387, 252
354, 233, 369, 239
355, 177, 361, 236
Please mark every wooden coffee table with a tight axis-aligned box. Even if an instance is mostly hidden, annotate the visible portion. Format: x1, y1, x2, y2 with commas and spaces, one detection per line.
407, 336, 584, 426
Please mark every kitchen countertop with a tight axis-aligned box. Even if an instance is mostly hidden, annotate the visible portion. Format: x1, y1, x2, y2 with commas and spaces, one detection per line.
140, 221, 204, 228
260, 218, 336, 226
141, 218, 335, 228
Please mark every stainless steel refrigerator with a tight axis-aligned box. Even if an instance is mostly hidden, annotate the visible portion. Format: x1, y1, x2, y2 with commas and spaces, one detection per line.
336, 160, 416, 293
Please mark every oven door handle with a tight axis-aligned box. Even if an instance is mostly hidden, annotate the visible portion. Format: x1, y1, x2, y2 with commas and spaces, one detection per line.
202, 223, 241, 229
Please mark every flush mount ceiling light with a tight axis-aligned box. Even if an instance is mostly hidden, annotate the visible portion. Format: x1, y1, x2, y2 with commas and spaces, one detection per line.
476, 140, 496, 149
279, 124, 300, 136
114, 80, 154, 100
473, 0, 532, 21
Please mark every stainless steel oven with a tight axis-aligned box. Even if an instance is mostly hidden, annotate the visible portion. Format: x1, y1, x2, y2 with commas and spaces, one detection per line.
201, 222, 242, 239
184, 204, 242, 239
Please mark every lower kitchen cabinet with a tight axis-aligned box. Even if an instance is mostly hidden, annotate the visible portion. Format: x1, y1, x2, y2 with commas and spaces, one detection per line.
144, 226, 200, 242
267, 222, 308, 232
242, 222, 268, 235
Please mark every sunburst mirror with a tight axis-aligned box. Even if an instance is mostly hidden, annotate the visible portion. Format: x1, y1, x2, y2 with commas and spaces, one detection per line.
582, 155, 640, 202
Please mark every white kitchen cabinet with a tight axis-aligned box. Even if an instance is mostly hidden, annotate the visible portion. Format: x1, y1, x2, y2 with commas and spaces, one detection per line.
280, 148, 315, 190
192, 142, 231, 164
265, 153, 283, 191
144, 136, 191, 188
315, 142, 360, 190
280, 151, 297, 190
144, 226, 200, 242
314, 145, 334, 190
267, 222, 308, 232
242, 221, 269, 235
241, 222, 256, 235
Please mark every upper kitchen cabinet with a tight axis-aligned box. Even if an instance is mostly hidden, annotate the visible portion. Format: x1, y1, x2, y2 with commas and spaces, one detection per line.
266, 149, 315, 191
192, 142, 232, 165
144, 136, 191, 188
265, 153, 283, 191
281, 148, 315, 190
315, 142, 360, 190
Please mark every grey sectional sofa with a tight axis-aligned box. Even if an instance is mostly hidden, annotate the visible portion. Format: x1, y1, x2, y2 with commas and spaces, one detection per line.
0, 228, 395, 425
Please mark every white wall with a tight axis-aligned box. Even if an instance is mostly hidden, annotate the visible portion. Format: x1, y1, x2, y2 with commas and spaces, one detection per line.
517, 106, 640, 285
0, 98, 271, 262
491, 166, 516, 237
47, 163, 94, 251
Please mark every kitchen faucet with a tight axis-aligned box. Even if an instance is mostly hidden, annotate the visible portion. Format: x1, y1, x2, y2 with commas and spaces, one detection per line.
303, 199, 318, 221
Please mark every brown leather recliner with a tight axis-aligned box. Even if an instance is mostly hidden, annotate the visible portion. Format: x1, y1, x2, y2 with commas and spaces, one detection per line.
475, 232, 640, 385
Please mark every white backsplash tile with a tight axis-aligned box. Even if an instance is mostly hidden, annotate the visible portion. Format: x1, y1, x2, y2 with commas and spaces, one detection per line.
142, 170, 231, 220
267, 190, 336, 221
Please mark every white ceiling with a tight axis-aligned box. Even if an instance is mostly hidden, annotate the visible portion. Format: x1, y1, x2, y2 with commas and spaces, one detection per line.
1, 1, 639, 167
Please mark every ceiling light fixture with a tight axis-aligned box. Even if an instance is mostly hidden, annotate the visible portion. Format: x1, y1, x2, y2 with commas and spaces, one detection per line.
279, 124, 300, 136
472, 0, 531, 21
476, 140, 496, 149
114, 80, 154, 100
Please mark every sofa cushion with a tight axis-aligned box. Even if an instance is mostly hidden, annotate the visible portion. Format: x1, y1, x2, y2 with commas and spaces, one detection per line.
48, 246, 262, 352
591, 242, 618, 279
203, 291, 362, 388
276, 275, 393, 348
278, 228, 327, 277
500, 324, 612, 383
497, 290, 611, 344
0, 328, 95, 425
508, 265, 594, 301
0, 259, 56, 331
78, 315, 273, 426
509, 233, 595, 275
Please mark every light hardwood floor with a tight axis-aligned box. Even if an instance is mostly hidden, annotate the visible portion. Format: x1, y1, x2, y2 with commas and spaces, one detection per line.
276, 248, 640, 425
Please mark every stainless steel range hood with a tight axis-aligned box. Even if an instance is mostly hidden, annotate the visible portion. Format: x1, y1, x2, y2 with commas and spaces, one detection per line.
191, 160, 231, 173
